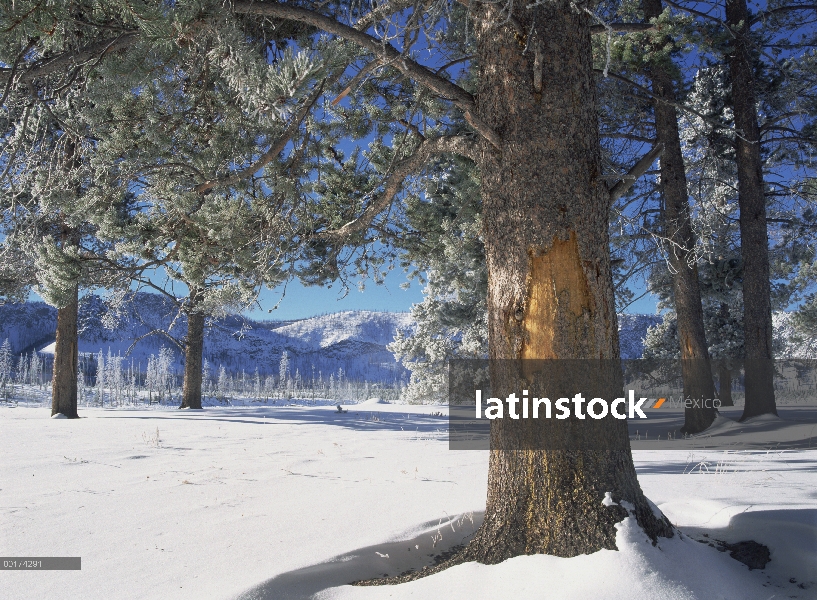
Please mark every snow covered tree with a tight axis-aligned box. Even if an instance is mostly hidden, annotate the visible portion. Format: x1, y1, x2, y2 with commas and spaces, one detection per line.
0, 338, 12, 401
1, 2, 345, 413
0, 2, 167, 417
278, 350, 290, 388
389, 155, 487, 403
146, 347, 175, 405
662, 0, 817, 419
624, 0, 717, 432
217, 364, 230, 403
202, 359, 212, 400
640, 4, 817, 411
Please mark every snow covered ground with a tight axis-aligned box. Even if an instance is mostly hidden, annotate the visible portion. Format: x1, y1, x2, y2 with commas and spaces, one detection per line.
2, 401, 815, 600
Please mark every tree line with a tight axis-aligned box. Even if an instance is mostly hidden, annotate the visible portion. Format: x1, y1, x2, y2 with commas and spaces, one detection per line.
0, 342, 401, 406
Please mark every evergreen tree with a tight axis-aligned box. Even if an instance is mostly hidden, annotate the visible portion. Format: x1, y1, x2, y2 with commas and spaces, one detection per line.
659, 0, 817, 419
0, 1, 167, 416
0, 338, 12, 401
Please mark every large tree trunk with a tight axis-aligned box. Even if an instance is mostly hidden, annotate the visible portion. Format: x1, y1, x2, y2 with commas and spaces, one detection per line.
180, 294, 205, 410
644, 0, 717, 434
725, 0, 777, 421
51, 282, 79, 418
462, 1, 672, 563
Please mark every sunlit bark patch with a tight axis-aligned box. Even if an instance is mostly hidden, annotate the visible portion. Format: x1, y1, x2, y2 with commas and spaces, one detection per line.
521, 233, 592, 362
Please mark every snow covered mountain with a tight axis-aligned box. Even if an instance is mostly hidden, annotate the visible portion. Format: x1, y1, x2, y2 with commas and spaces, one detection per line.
0, 294, 412, 384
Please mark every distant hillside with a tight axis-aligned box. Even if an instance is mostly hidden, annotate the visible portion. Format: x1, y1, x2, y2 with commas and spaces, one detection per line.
7, 295, 802, 380
0, 294, 412, 384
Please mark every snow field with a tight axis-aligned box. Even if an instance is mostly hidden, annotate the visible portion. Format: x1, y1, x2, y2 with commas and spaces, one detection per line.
1, 403, 815, 600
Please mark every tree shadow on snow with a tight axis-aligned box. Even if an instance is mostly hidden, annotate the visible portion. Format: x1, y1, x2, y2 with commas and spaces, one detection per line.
633, 456, 817, 476
234, 508, 817, 599
234, 512, 484, 600
681, 508, 817, 587
100, 406, 450, 437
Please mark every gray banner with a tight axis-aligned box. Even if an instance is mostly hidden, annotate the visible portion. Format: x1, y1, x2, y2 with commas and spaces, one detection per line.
0, 557, 81, 570
449, 359, 817, 450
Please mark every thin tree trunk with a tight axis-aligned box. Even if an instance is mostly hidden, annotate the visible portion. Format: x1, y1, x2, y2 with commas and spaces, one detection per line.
718, 361, 734, 406
180, 293, 205, 410
462, 1, 672, 563
725, 0, 777, 420
51, 282, 79, 418
644, 0, 717, 434
716, 303, 735, 407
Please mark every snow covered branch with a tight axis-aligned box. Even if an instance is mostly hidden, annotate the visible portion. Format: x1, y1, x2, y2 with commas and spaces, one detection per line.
192, 75, 331, 195
320, 136, 480, 242
0, 32, 140, 88
609, 143, 664, 202
231, 2, 502, 149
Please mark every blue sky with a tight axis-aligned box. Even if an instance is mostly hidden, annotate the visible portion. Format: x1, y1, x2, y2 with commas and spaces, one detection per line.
245, 270, 658, 321
27, 259, 659, 321
246, 267, 426, 320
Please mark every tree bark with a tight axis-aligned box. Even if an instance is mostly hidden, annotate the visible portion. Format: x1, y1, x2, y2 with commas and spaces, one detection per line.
715, 303, 735, 406
644, 0, 717, 434
51, 282, 79, 418
725, 0, 777, 420
180, 293, 205, 410
462, 1, 672, 562
718, 361, 734, 406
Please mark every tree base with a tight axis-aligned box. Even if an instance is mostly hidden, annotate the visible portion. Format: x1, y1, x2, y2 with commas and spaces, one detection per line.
680, 408, 718, 435
353, 501, 674, 586
50, 411, 80, 419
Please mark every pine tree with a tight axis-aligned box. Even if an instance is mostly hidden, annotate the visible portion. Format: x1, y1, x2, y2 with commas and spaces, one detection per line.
0, 338, 13, 401
1, 2, 335, 412
70, 11, 339, 409
653, 1, 817, 418
0, 2, 165, 417
278, 351, 290, 388
639, 5, 817, 412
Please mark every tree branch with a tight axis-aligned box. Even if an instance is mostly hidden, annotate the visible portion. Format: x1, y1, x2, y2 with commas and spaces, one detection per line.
352, 0, 417, 30
609, 143, 664, 201
2, 32, 140, 85
662, 0, 725, 25
193, 76, 330, 195
126, 327, 184, 355
751, 4, 817, 25
601, 133, 656, 143
319, 136, 480, 242
332, 59, 380, 105
232, 1, 501, 148
0, 39, 37, 106
590, 23, 656, 34
599, 69, 752, 142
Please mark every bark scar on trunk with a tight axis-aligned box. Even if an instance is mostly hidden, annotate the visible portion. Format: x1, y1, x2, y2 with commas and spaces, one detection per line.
521, 232, 592, 362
